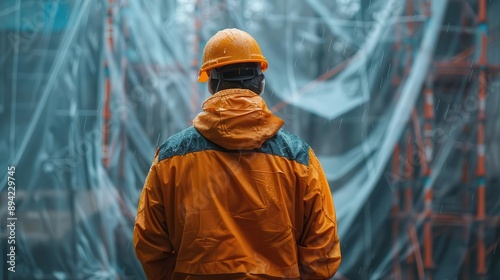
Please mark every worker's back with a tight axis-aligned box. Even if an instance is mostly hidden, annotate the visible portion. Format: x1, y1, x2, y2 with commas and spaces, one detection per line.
134, 28, 341, 280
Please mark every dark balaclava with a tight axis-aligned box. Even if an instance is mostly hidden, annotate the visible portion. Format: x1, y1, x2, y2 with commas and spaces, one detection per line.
208, 63, 265, 95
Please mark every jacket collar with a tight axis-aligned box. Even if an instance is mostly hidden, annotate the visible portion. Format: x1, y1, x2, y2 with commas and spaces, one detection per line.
193, 89, 284, 150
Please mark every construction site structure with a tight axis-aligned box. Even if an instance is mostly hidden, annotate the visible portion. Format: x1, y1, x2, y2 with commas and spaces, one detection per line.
390, 0, 500, 279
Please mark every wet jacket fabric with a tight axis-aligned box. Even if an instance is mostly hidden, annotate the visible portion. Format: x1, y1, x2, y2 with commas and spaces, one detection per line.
134, 89, 341, 280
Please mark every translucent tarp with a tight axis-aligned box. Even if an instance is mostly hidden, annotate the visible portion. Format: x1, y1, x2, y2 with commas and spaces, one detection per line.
1, 0, 500, 279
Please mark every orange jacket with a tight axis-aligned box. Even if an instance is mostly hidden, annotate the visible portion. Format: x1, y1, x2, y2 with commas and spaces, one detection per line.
134, 89, 341, 279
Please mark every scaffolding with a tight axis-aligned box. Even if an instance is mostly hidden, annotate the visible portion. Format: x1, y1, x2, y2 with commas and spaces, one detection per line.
390, 0, 500, 279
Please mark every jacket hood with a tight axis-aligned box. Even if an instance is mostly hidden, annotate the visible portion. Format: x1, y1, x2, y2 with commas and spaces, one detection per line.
193, 89, 284, 150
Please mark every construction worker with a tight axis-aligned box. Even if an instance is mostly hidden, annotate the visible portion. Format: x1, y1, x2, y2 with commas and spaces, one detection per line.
133, 28, 341, 280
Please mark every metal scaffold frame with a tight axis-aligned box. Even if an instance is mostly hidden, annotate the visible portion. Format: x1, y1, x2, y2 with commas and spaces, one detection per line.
390, 0, 500, 279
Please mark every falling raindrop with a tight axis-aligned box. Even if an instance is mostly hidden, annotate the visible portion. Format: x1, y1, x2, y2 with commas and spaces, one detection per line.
156, 133, 161, 147
469, 70, 474, 81
444, 104, 450, 119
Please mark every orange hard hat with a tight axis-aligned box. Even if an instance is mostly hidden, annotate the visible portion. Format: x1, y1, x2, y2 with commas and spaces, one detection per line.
198, 28, 268, 82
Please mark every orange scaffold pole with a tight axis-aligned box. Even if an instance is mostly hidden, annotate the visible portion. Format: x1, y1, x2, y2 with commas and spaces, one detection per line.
475, 0, 488, 277
102, 0, 114, 167
422, 78, 435, 280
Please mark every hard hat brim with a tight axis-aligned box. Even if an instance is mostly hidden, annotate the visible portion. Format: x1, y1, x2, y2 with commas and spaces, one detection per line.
198, 60, 268, 83
198, 71, 209, 82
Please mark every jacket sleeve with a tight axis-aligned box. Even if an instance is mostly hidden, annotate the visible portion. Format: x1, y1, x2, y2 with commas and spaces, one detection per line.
298, 148, 341, 279
133, 155, 175, 280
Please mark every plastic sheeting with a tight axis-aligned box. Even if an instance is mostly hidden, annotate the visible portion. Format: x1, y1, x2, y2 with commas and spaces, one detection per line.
1, 0, 500, 279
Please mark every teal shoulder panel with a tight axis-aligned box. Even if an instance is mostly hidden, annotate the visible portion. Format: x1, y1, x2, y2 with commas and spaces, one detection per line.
259, 129, 310, 166
158, 127, 310, 166
158, 127, 224, 161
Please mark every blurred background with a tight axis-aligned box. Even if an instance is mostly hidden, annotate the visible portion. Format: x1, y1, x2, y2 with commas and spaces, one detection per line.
1, 0, 499, 279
